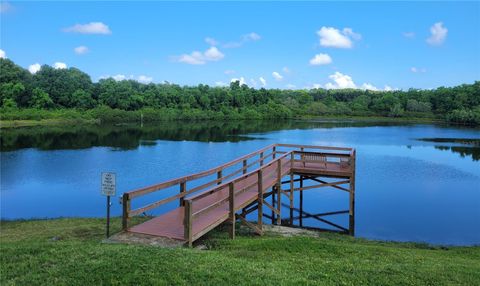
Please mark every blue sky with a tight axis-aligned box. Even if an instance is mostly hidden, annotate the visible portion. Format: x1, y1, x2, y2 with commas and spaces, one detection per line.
1, 1, 479, 90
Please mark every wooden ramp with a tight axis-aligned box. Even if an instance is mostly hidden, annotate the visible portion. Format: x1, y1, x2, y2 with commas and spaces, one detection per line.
122, 144, 356, 246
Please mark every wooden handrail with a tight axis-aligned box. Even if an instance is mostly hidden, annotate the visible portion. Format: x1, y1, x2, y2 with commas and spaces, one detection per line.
275, 143, 353, 152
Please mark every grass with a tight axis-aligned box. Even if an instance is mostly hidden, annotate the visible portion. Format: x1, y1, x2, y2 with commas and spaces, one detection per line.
1, 218, 479, 285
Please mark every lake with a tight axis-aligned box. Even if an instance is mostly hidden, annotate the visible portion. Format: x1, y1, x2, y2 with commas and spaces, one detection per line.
1, 120, 479, 246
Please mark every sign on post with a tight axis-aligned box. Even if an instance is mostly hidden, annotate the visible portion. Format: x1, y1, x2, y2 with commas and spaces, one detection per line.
101, 172, 116, 196
101, 172, 116, 238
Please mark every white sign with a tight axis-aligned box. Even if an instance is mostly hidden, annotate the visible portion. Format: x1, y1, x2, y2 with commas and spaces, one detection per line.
101, 172, 116, 196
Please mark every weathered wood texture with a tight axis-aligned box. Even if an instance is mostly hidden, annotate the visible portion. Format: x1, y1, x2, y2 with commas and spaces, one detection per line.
123, 144, 355, 246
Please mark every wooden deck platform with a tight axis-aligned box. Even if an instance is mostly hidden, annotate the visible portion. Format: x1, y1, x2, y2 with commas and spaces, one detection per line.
122, 144, 356, 246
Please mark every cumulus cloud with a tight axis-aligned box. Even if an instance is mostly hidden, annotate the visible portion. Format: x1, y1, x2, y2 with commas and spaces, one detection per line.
137, 75, 153, 84
426, 22, 447, 46
74, 46, 89, 55
360, 83, 378, 91
317, 26, 361, 48
384, 85, 394, 91
176, 46, 225, 65
231, 77, 246, 85
324, 72, 356, 89
309, 53, 332, 65
63, 22, 112, 35
215, 81, 227, 87
272, 71, 283, 81
205, 37, 218, 46
259, 77, 267, 87
28, 63, 41, 74
53, 62, 67, 69
0, 49, 6, 59
101, 74, 153, 83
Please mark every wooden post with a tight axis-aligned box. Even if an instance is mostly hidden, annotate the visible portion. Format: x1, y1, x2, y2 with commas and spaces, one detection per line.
229, 182, 235, 239
257, 170, 263, 230
184, 200, 193, 247
271, 188, 275, 224
260, 152, 264, 166
122, 193, 130, 231
217, 170, 222, 185
276, 160, 281, 225
301, 147, 305, 167
349, 150, 356, 236
300, 175, 303, 227
243, 160, 247, 174
179, 181, 186, 207
289, 173, 294, 226
272, 146, 276, 159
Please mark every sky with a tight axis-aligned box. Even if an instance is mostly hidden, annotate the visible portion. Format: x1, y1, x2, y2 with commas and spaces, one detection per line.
0, 1, 479, 90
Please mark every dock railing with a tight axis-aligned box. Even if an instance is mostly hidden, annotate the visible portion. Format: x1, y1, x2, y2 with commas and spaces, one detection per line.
122, 144, 355, 234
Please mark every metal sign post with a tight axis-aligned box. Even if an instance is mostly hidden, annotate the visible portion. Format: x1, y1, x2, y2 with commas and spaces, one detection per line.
101, 172, 116, 238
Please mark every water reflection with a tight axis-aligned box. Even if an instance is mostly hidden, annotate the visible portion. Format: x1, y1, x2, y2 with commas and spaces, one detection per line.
1, 120, 419, 151
416, 138, 480, 161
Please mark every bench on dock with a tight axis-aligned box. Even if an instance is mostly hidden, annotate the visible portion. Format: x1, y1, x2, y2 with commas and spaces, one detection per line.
121, 143, 356, 246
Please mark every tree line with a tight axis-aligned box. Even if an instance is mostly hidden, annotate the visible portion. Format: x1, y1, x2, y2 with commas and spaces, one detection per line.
1, 58, 479, 125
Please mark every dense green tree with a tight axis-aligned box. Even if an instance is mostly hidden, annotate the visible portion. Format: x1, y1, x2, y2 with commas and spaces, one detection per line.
29, 88, 54, 109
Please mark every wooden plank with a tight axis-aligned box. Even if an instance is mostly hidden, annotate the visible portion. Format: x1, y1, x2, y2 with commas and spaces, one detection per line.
257, 170, 263, 229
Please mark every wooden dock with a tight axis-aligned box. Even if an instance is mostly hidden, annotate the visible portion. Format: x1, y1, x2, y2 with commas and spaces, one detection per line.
122, 144, 356, 246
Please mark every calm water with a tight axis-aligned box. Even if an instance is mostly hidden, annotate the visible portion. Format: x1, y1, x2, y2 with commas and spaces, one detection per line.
1, 120, 479, 246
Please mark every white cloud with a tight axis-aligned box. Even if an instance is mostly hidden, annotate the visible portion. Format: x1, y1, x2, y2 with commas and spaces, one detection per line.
317, 26, 361, 48
231, 77, 246, 85
137, 75, 153, 84
205, 37, 218, 46
53, 62, 67, 69
360, 83, 378, 91
282, 67, 290, 74
309, 53, 332, 65
176, 46, 224, 65
411, 67, 427, 73
342, 28, 362, 40
426, 22, 447, 46
259, 77, 267, 87
312, 83, 322, 89
243, 32, 261, 41
215, 81, 227, 87
223, 32, 261, 48
203, 46, 224, 61
63, 22, 112, 35
0, 2, 13, 13
272, 71, 283, 81
28, 63, 41, 74
111, 74, 127, 81
324, 72, 356, 89
286, 84, 296, 89
403, 32, 415, 38
384, 85, 394, 91
0, 49, 6, 59
74, 46, 89, 55
224, 70, 235, 75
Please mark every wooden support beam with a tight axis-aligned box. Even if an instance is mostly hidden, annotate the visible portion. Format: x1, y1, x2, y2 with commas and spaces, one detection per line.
272, 146, 276, 159
257, 170, 263, 230
271, 187, 275, 224
260, 152, 264, 166
289, 173, 294, 226
184, 200, 193, 247
179, 181, 186, 207
243, 160, 247, 175
263, 200, 280, 215
305, 176, 350, 192
122, 193, 130, 231
300, 175, 303, 227
237, 214, 263, 235
293, 179, 350, 192
276, 160, 281, 225
349, 151, 356, 236
217, 170, 222, 185
229, 182, 235, 239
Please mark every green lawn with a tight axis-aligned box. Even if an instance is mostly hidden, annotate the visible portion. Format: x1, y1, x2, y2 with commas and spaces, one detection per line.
1, 218, 479, 285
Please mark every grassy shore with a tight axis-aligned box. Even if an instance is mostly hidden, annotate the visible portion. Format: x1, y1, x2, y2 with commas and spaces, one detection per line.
1, 218, 479, 285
